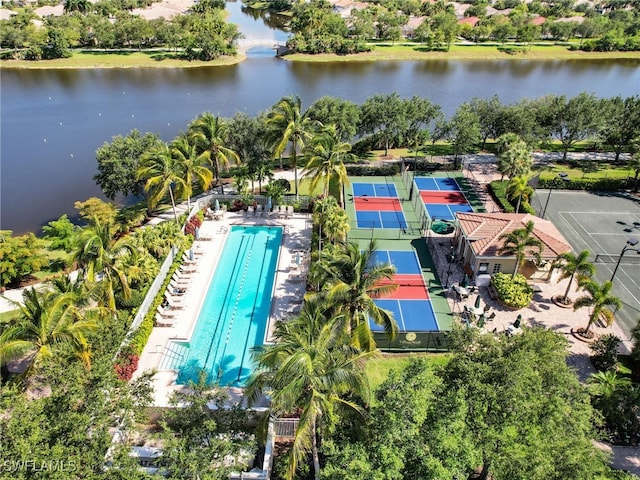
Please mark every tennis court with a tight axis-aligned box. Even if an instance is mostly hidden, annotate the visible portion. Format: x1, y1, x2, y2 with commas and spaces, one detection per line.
534, 190, 640, 338
414, 177, 474, 221
369, 250, 440, 332
353, 182, 408, 229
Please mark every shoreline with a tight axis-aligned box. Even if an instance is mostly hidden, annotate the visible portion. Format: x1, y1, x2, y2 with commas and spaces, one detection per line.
1, 45, 638, 69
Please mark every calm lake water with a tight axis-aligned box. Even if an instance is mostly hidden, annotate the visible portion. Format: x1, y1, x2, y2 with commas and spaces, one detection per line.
1, 2, 639, 234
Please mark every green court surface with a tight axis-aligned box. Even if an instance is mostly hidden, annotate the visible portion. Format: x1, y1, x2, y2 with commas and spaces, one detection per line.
345, 174, 474, 343
532, 190, 640, 339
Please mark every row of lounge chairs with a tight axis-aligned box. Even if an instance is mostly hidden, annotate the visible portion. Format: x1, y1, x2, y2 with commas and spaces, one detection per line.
155, 250, 203, 327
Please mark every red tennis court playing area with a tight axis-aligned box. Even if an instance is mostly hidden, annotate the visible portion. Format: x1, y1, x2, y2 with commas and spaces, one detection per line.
420, 191, 468, 205
375, 274, 429, 300
354, 197, 402, 211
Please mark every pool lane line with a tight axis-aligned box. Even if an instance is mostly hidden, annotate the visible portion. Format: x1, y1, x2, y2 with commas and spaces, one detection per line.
202, 234, 251, 374
211, 233, 256, 381
235, 236, 272, 383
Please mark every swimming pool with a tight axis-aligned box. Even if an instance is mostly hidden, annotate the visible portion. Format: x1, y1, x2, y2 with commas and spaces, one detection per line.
161, 225, 282, 386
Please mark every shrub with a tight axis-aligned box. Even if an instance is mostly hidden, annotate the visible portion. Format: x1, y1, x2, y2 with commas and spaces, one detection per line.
114, 348, 139, 382
590, 334, 622, 372
491, 272, 533, 309
345, 164, 400, 176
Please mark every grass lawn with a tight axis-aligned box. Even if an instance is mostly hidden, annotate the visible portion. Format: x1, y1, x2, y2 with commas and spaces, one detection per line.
537, 163, 633, 181
366, 353, 451, 400
1, 50, 244, 69
284, 43, 640, 63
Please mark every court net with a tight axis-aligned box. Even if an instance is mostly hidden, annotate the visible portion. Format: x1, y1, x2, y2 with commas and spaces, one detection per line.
594, 253, 640, 265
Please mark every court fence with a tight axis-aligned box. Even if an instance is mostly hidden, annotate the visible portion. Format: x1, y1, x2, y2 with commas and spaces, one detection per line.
374, 331, 450, 352
348, 221, 429, 240
594, 253, 640, 265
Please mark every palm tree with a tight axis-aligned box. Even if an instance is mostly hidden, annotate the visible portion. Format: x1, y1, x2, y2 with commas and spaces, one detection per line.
302, 124, 353, 208
246, 298, 373, 480
312, 239, 398, 351
252, 161, 273, 194
0, 287, 97, 373
498, 220, 543, 279
506, 176, 534, 213
628, 151, 640, 193
496, 133, 532, 181
266, 95, 314, 198
73, 218, 137, 311
573, 279, 622, 336
553, 250, 595, 304
189, 113, 239, 195
170, 135, 213, 210
588, 370, 631, 399
137, 143, 186, 222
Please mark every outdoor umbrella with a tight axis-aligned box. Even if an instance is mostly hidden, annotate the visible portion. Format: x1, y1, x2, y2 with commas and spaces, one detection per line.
266, 197, 272, 212
461, 274, 468, 288
215, 199, 220, 211
474, 294, 482, 309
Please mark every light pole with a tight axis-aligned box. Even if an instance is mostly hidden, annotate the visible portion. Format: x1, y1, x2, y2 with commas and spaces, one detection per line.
610, 238, 640, 283
541, 172, 568, 219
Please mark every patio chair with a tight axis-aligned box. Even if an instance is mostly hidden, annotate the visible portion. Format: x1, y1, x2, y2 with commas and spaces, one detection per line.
287, 205, 294, 218
247, 206, 254, 216
256, 204, 263, 216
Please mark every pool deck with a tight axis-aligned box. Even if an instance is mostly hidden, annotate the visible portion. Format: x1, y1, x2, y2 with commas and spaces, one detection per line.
133, 208, 312, 408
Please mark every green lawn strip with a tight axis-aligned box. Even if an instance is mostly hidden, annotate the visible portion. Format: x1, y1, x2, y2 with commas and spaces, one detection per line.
1, 50, 244, 69
537, 164, 632, 181
285, 43, 640, 63
366, 353, 451, 401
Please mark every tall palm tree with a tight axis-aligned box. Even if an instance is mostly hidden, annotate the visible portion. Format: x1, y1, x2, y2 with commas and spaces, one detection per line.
0, 287, 97, 373
246, 298, 373, 480
266, 95, 314, 198
573, 279, 622, 336
498, 220, 543, 279
506, 176, 534, 213
496, 133, 532, 181
189, 113, 239, 195
312, 239, 398, 351
553, 250, 595, 304
73, 218, 137, 311
170, 135, 213, 210
302, 124, 353, 208
137, 143, 186, 222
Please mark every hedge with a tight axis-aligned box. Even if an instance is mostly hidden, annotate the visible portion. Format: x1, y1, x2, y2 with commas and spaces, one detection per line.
345, 163, 400, 176
491, 272, 533, 309
489, 180, 536, 214
538, 177, 628, 191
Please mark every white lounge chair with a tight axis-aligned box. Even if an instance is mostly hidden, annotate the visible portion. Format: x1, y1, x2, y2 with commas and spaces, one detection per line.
247, 206, 254, 216
286, 205, 294, 218
256, 204, 263, 216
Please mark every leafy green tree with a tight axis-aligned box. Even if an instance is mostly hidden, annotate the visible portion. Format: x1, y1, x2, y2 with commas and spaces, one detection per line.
303, 124, 353, 207
553, 250, 595, 305
0, 231, 48, 289
506, 176, 533, 213
404, 96, 443, 157
42, 214, 80, 252
73, 218, 137, 310
469, 95, 504, 149
430, 11, 459, 50
247, 298, 373, 480
498, 220, 543, 279
358, 93, 406, 156
63, 0, 90, 14
574, 279, 622, 336
74, 197, 119, 227
312, 196, 350, 247
266, 95, 314, 197
189, 113, 240, 195
446, 103, 481, 168
159, 371, 255, 479
0, 287, 97, 373
311, 239, 398, 351
226, 112, 271, 186
137, 143, 186, 221
307, 96, 360, 141
94, 129, 162, 200
376, 10, 407, 41
545, 93, 602, 161
42, 27, 72, 59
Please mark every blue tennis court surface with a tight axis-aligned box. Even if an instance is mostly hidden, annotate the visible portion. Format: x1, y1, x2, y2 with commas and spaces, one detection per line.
415, 177, 473, 221
369, 250, 440, 332
414, 177, 461, 191
353, 183, 398, 197
370, 250, 422, 274
356, 211, 407, 229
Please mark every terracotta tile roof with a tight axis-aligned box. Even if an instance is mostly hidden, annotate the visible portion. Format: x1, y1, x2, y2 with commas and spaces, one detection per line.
456, 212, 572, 259
530, 15, 546, 25
458, 16, 479, 26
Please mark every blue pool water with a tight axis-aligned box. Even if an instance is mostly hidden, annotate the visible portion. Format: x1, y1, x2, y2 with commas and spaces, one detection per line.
163, 225, 282, 386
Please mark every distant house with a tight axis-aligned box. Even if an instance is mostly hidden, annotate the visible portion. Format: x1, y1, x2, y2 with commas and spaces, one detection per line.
329, 0, 368, 18
555, 15, 585, 24
458, 16, 479, 27
453, 212, 572, 282
530, 15, 546, 26
403, 16, 426, 38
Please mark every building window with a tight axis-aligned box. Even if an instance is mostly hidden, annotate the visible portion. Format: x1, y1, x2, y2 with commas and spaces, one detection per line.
492, 264, 502, 273
478, 262, 489, 273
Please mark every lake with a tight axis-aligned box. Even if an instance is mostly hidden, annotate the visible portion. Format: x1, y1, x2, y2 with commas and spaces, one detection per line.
1, 2, 639, 234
